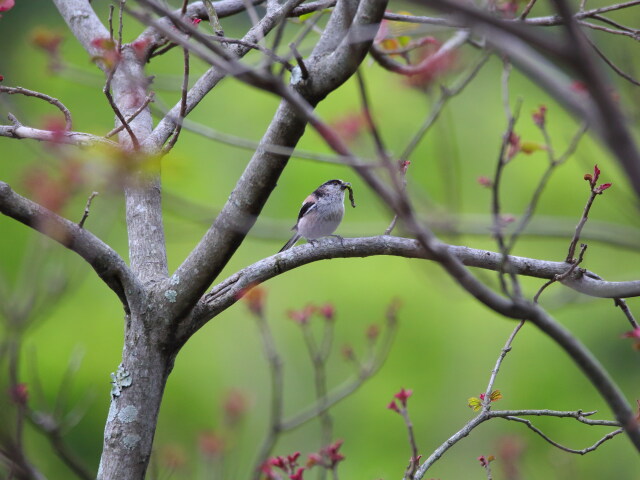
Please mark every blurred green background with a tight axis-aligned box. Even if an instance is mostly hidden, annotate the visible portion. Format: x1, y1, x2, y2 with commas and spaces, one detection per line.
1, 0, 640, 478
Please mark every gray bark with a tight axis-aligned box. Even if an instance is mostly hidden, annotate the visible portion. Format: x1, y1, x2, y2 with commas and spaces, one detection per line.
50, 1, 389, 478
0, 1, 632, 478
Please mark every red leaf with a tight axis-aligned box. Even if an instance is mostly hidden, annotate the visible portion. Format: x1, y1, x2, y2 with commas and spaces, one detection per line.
223, 389, 248, 423
288, 304, 316, 325
8, 383, 28, 405
622, 328, 640, 339
238, 285, 266, 317
198, 430, 224, 458
289, 468, 305, 480
532, 105, 547, 128
31, 28, 64, 55
318, 303, 335, 321
366, 324, 380, 340
394, 387, 413, 406
287, 452, 301, 466
0, 0, 14, 12
477, 176, 492, 188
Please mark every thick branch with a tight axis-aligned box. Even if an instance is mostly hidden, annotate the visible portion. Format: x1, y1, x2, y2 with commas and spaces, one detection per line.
0, 181, 137, 312
52, 0, 111, 72
178, 236, 640, 338
165, 0, 389, 317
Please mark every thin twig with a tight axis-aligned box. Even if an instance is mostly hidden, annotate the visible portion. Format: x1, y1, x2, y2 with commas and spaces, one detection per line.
587, 38, 640, 87
506, 123, 588, 252
251, 310, 284, 479
414, 407, 621, 479
400, 405, 420, 480
281, 309, 398, 430
518, 0, 538, 19
165, 0, 190, 151
104, 94, 154, 138
108, 5, 115, 41
483, 320, 525, 407
383, 0, 640, 26
103, 64, 140, 150
149, 42, 177, 58
0, 86, 73, 130
299, 320, 333, 460
590, 13, 637, 33
210, 35, 293, 69
614, 298, 640, 329
78, 192, 99, 229
535, 243, 588, 303
163, 46, 190, 153
491, 60, 522, 298
117, 1, 125, 47
289, 42, 309, 79
503, 417, 624, 453
566, 192, 598, 262
578, 19, 639, 38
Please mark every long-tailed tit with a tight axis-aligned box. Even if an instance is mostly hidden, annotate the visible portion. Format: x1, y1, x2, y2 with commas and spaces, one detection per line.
279, 179, 356, 252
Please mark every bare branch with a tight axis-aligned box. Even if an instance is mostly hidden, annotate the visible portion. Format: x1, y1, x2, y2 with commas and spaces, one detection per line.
587, 38, 640, 87
250, 308, 285, 477
52, 0, 111, 71
0, 124, 116, 146
78, 192, 99, 229
177, 236, 640, 341
165, 0, 389, 318
162, 46, 190, 154
483, 320, 525, 407
503, 416, 624, 454
0, 181, 137, 312
415, 406, 623, 478
0, 86, 73, 130
105, 94, 155, 138
103, 62, 141, 151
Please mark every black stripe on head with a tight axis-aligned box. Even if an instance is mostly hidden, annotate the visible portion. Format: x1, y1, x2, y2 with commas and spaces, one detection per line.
321, 179, 344, 187
314, 179, 345, 197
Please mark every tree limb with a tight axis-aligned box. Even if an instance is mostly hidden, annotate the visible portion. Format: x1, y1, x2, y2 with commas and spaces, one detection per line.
0, 181, 137, 312
165, 0, 389, 319
52, 0, 111, 72
0, 124, 116, 146
174, 236, 640, 339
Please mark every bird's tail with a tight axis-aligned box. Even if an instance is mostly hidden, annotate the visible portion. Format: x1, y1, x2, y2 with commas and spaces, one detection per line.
279, 233, 302, 252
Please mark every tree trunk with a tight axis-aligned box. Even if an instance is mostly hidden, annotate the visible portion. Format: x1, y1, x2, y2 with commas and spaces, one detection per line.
97, 312, 175, 480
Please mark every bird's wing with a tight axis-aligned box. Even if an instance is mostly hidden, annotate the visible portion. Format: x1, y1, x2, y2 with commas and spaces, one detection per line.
296, 198, 316, 221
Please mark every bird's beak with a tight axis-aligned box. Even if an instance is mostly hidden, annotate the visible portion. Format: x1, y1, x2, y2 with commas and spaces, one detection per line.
340, 181, 351, 189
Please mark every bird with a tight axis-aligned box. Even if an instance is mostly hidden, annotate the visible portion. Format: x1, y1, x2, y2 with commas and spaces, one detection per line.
279, 179, 354, 252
